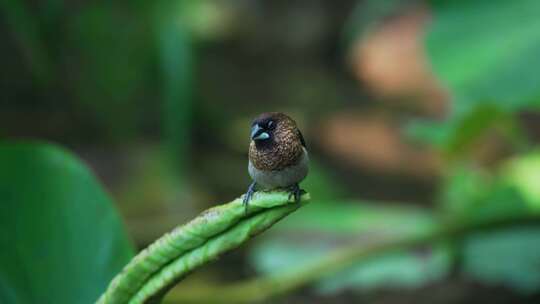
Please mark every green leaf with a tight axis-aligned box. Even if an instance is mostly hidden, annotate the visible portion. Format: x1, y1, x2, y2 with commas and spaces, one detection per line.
439, 165, 490, 218
427, 0, 540, 113
442, 105, 505, 156
406, 96, 524, 155
439, 164, 532, 224
502, 152, 540, 210
415, 0, 540, 152
439, 156, 540, 294
317, 245, 451, 294
250, 202, 450, 293
464, 185, 531, 225
463, 226, 540, 294
98, 191, 310, 304
0, 142, 134, 304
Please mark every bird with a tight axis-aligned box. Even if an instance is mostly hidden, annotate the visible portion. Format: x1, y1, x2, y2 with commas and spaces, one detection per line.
243, 112, 309, 210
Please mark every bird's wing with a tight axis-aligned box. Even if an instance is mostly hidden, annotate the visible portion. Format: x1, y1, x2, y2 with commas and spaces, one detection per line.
297, 129, 307, 148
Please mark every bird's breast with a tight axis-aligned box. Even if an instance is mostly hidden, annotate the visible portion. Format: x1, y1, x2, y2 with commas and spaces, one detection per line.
249, 148, 309, 189
249, 138, 304, 171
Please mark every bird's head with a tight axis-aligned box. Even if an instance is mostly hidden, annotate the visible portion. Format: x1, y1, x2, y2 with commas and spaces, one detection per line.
250, 114, 277, 142
250, 112, 304, 150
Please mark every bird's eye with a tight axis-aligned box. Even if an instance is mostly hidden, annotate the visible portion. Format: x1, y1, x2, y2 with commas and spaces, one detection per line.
267, 120, 274, 129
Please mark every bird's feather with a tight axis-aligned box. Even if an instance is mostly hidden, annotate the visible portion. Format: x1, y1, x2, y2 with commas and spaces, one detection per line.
297, 129, 306, 148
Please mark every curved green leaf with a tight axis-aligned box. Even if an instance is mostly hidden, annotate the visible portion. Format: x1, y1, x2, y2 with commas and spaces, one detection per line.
98, 191, 310, 304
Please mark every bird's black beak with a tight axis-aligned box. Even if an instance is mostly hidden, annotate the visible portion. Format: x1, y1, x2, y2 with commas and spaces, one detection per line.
251, 124, 270, 141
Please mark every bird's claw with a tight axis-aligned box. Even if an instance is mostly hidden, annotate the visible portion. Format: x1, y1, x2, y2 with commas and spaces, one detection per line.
288, 184, 305, 203
243, 182, 257, 214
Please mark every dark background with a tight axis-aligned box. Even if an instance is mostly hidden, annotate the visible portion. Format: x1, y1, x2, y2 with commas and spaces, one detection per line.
2, 0, 540, 303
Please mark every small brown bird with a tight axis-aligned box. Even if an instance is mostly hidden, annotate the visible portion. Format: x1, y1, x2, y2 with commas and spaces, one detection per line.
243, 112, 309, 209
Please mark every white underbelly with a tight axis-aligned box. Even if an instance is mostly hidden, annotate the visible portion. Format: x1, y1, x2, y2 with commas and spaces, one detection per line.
248, 148, 309, 189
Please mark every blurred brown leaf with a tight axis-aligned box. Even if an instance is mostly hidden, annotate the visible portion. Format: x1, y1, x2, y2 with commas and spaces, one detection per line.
318, 111, 441, 178
350, 5, 448, 117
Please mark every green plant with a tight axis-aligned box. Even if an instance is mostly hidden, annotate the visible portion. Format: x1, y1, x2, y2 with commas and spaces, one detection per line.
2, 0, 540, 303
98, 192, 309, 303
0, 141, 309, 304
165, 0, 540, 301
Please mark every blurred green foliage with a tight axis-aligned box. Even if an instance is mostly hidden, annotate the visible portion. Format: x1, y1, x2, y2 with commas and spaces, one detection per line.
0, 0, 195, 164
1, 0, 540, 302
410, 0, 540, 155
427, 0, 540, 115
317, 244, 451, 294
423, 0, 540, 206
250, 201, 450, 293
503, 152, 540, 209
463, 226, 540, 294
246, 0, 540, 297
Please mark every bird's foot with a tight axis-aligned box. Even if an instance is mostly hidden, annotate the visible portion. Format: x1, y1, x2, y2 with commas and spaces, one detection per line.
288, 184, 305, 203
243, 182, 257, 214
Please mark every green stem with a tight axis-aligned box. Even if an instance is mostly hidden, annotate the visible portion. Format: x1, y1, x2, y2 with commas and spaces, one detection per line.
164, 214, 540, 303
97, 191, 310, 304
